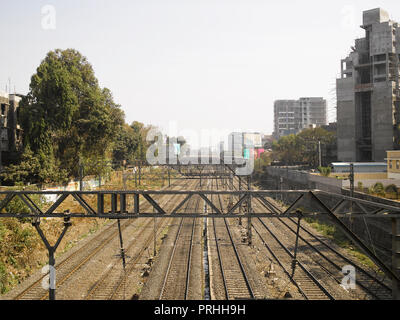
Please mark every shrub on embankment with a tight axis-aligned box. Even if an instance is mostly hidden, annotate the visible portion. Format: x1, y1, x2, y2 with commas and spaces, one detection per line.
0, 195, 43, 294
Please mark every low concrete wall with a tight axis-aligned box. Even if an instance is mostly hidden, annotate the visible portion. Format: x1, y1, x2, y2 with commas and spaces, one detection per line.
269, 167, 400, 190
42, 178, 102, 202
389, 172, 400, 179
308, 174, 343, 193
266, 167, 344, 193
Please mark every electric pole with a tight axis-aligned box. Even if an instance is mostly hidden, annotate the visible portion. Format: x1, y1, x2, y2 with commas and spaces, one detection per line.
318, 140, 322, 167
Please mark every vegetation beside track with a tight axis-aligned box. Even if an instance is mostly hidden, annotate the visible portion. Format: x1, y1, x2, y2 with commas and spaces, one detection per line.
303, 217, 379, 271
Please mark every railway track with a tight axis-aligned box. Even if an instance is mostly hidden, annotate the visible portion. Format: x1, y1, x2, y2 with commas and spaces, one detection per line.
158, 190, 201, 300
245, 182, 392, 299
232, 175, 392, 300
13, 178, 192, 300
252, 218, 334, 300
209, 177, 257, 300
227, 176, 333, 300
12, 167, 393, 300
255, 196, 393, 299
83, 178, 198, 300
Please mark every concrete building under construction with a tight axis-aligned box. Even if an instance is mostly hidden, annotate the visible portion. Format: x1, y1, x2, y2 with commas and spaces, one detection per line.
337, 8, 400, 162
273, 97, 327, 139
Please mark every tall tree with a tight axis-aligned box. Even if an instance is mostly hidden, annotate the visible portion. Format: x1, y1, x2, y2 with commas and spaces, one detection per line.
112, 121, 154, 164
17, 49, 124, 183
272, 128, 336, 167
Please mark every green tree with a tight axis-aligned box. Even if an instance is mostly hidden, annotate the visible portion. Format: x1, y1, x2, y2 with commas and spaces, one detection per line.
272, 128, 336, 167
112, 124, 137, 164
1, 146, 68, 185
14, 49, 124, 183
296, 127, 336, 167
271, 134, 302, 165
112, 121, 154, 164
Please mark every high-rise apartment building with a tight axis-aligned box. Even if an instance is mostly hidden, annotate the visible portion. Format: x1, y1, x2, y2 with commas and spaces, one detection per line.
273, 97, 327, 139
337, 8, 400, 162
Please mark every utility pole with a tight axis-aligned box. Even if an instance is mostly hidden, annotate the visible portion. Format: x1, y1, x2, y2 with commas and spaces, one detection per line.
238, 176, 242, 226
138, 161, 141, 186
318, 140, 322, 167
349, 163, 354, 198
349, 163, 354, 231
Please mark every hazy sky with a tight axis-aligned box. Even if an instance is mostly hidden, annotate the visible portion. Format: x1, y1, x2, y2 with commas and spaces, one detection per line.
1, 0, 400, 147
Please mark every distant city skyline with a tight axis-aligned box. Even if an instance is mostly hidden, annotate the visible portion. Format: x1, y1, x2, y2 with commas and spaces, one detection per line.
1, 0, 400, 148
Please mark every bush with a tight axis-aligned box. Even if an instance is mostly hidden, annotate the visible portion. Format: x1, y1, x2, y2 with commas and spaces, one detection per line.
385, 184, 398, 194
0, 191, 44, 294
372, 182, 385, 196
0, 262, 7, 294
384, 184, 398, 199
317, 166, 331, 177
0, 219, 41, 294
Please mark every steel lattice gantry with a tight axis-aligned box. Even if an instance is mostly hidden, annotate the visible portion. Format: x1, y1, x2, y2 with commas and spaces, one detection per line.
1, 188, 400, 300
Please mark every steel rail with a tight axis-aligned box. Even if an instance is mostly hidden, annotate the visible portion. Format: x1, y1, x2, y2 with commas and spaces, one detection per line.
85, 216, 167, 300
238, 176, 394, 299
210, 178, 230, 299
14, 178, 186, 300
261, 196, 388, 299
255, 218, 335, 300
107, 178, 196, 300
16, 218, 135, 300
281, 216, 392, 299
231, 176, 333, 299
212, 177, 255, 300
159, 181, 201, 300
106, 179, 197, 300
184, 215, 197, 300
251, 223, 309, 299
41, 179, 193, 301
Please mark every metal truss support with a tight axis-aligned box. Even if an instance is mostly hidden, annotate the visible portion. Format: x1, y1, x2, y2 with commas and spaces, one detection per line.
247, 175, 252, 245
153, 217, 157, 257
117, 219, 126, 269
4, 189, 400, 219
32, 213, 72, 300
393, 218, 400, 300
291, 212, 302, 277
